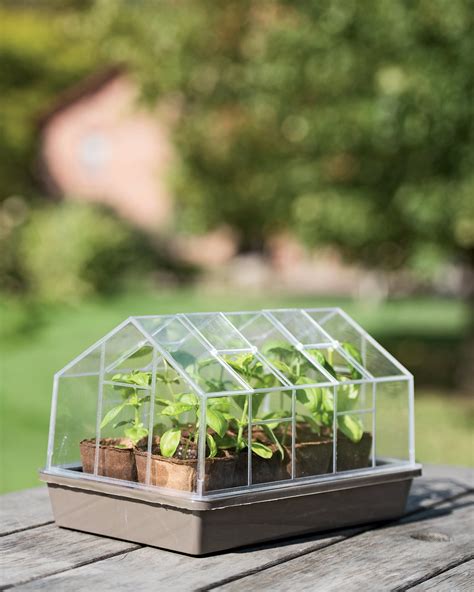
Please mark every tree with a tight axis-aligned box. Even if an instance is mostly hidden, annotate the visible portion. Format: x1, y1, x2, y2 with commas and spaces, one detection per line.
0, 1, 95, 199
90, 0, 473, 274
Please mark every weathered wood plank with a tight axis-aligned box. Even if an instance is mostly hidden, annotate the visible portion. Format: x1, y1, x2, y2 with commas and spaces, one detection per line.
2, 466, 472, 591
406, 465, 473, 513
213, 494, 474, 592
408, 559, 474, 591
0, 524, 139, 590
9, 475, 472, 592
419, 465, 473, 490
0, 487, 52, 536
10, 530, 353, 592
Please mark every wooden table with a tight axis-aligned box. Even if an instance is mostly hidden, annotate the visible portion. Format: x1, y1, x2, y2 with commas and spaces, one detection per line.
1, 465, 473, 591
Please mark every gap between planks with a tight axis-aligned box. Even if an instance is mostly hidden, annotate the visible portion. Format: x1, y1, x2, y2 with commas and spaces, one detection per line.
206, 494, 474, 592
0, 522, 54, 539
396, 556, 474, 592
3, 488, 472, 592
0, 546, 142, 592
197, 490, 474, 592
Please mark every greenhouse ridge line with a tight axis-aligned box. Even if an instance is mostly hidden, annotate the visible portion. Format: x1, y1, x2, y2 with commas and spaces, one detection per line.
53, 307, 412, 385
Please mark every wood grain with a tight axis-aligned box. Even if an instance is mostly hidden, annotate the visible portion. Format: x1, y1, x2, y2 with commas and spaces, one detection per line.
213, 495, 474, 592
408, 560, 474, 591
0, 487, 52, 536
2, 466, 472, 591
0, 524, 139, 589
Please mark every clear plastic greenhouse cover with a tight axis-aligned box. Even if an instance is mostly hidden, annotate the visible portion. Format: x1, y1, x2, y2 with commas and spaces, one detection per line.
46, 308, 415, 499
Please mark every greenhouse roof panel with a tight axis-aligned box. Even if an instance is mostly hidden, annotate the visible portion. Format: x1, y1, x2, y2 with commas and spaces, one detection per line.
57, 309, 411, 385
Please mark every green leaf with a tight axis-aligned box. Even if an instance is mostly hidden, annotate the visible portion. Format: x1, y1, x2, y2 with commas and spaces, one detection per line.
177, 392, 199, 406
214, 434, 236, 449
112, 371, 151, 387
338, 414, 363, 443
100, 403, 127, 429
160, 428, 182, 457
263, 340, 294, 354
206, 408, 228, 437
161, 402, 195, 417
155, 397, 173, 406
208, 397, 230, 413
261, 424, 284, 460
259, 412, 284, 430
321, 389, 334, 412
206, 433, 217, 457
124, 424, 148, 444
129, 345, 153, 359
341, 342, 363, 379
341, 342, 362, 365
251, 442, 273, 459
128, 371, 151, 387
172, 350, 196, 369
112, 419, 133, 429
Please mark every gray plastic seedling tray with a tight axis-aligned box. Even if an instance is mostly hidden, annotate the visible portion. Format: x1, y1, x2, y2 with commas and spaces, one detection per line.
40, 464, 422, 555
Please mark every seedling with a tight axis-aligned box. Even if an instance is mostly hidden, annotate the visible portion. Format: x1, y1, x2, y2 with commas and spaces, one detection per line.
100, 370, 151, 445
264, 341, 365, 443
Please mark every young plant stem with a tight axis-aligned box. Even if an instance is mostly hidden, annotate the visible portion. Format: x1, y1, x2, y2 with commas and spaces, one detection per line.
237, 397, 249, 451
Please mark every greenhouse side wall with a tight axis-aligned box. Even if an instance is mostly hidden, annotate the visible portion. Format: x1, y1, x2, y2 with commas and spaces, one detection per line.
46, 309, 416, 499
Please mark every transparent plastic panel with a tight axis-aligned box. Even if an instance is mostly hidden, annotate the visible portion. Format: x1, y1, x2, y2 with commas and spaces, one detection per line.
103, 321, 152, 375
266, 309, 334, 346
201, 395, 243, 492
227, 312, 285, 347
292, 385, 334, 478
306, 310, 406, 377
154, 318, 249, 393
48, 309, 414, 498
184, 313, 252, 352
134, 315, 174, 338
250, 422, 291, 485
227, 313, 331, 385
335, 411, 373, 472
245, 390, 294, 486
136, 357, 201, 493
52, 374, 98, 469
374, 380, 410, 463
104, 343, 154, 377
221, 352, 289, 390
336, 379, 374, 414
60, 343, 102, 377
304, 344, 369, 381
92, 380, 150, 481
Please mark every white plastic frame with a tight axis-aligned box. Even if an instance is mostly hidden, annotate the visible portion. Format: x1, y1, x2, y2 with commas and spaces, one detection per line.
46, 308, 415, 500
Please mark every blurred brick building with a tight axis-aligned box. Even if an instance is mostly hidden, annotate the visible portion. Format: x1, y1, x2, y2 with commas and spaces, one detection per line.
37, 68, 407, 298
38, 67, 173, 231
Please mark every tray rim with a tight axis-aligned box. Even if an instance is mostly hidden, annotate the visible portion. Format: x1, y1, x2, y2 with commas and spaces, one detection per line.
40, 462, 422, 511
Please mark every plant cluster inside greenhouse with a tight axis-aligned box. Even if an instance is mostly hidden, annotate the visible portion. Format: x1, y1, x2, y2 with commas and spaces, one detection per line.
46, 308, 415, 498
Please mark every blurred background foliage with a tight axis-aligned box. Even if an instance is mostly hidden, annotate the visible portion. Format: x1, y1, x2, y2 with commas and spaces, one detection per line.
86, 0, 474, 272
0, 0, 472, 491
1, 0, 473, 295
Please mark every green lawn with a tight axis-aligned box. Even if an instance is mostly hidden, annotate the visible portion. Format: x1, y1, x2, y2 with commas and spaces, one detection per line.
0, 290, 472, 493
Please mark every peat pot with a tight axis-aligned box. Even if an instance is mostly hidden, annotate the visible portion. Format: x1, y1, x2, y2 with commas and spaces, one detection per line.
336, 432, 373, 472
135, 448, 237, 492
80, 438, 137, 482
40, 464, 422, 555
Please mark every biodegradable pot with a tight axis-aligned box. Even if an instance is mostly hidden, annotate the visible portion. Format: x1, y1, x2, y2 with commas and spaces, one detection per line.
288, 439, 333, 478
232, 445, 289, 486
278, 423, 333, 479
336, 431, 373, 471
135, 447, 237, 492
80, 438, 137, 481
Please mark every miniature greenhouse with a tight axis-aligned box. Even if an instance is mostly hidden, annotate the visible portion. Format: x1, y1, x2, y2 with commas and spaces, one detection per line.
42, 308, 421, 554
